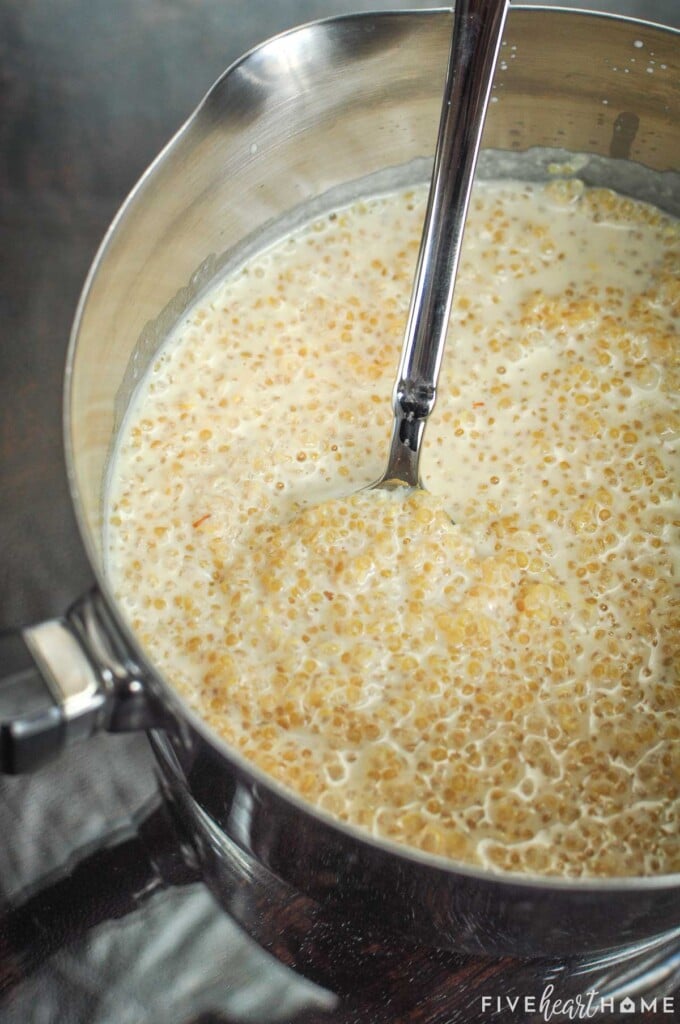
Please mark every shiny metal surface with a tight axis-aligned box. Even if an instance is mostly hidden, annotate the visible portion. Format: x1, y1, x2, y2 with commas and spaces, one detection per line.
24, 618, 103, 733
58, 7, 680, 954
153, 741, 680, 999
381, 0, 508, 490
0, 589, 173, 772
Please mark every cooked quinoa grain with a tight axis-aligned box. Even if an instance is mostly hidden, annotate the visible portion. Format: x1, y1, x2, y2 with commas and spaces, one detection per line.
107, 180, 680, 878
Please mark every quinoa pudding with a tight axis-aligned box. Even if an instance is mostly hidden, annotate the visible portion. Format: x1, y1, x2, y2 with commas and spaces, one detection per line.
106, 179, 679, 878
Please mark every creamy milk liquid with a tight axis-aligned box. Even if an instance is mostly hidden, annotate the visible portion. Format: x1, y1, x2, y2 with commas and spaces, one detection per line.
106, 179, 679, 877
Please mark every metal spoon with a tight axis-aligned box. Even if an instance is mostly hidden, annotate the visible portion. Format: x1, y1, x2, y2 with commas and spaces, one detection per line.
374, 0, 509, 493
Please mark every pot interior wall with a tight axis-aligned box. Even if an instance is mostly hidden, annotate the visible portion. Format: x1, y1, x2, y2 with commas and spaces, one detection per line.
67, 6, 679, 571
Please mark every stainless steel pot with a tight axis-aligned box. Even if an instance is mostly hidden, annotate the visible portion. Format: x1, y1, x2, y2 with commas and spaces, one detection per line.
1, 6, 679, 957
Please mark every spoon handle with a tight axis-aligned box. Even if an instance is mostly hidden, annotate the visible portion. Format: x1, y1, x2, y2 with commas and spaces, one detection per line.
383, 0, 509, 487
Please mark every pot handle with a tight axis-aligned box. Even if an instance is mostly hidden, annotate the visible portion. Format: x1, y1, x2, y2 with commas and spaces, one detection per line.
0, 589, 163, 773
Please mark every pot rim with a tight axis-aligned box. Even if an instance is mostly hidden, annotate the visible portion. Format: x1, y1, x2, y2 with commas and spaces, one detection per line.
63, 4, 680, 896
